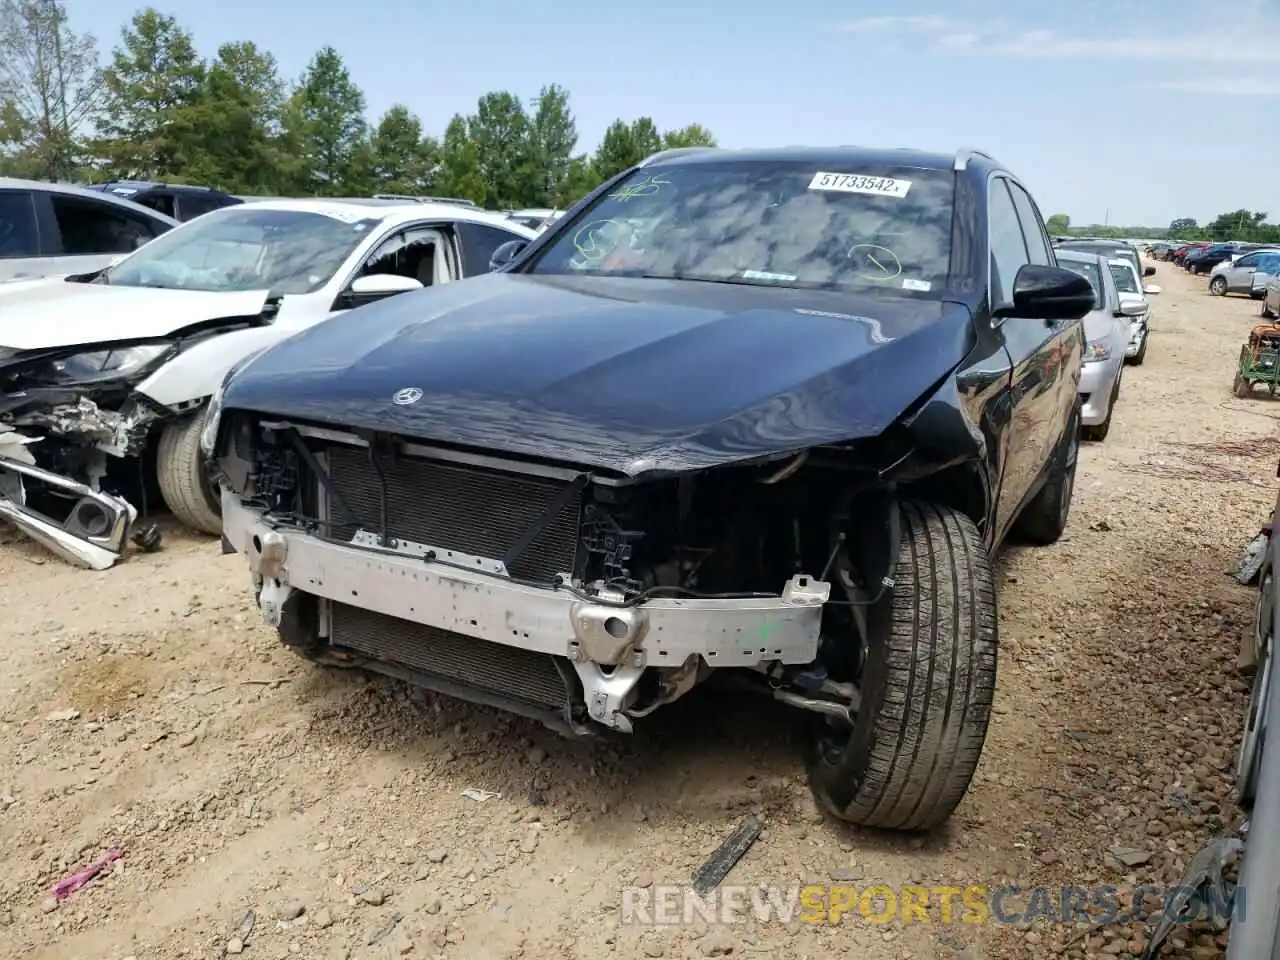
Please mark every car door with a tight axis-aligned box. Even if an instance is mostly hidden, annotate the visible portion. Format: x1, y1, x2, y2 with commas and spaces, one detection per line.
330, 222, 459, 314
1227, 252, 1260, 293
989, 177, 1077, 540
36, 190, 170, 278
0, 188, 44, 281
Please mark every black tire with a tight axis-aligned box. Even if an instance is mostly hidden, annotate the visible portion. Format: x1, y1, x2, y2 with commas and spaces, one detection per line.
156, 414, 222, 535
807, 501, 997, 831
1210, 275, 1228, 296
1013, 402, 1080, 545
1263, 300, 1275, 319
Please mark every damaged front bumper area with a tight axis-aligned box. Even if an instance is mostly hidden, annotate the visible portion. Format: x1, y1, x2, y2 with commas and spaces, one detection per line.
0, 397, 160, 568
222, 492, 831, 734
0, 437, 137, 569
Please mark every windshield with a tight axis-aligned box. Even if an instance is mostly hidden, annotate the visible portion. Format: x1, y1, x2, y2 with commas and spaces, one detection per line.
105, 207, 383, 294
1057, 259, 1103, 308
528, 160, 955, 296
1109, 262, 1140, 294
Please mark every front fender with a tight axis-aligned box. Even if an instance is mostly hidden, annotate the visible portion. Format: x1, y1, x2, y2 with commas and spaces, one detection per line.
135, 326, 294, 408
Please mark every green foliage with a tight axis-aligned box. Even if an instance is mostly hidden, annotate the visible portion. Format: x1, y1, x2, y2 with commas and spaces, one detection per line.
0, 0, 101, 180
1044, 213, 1070, 234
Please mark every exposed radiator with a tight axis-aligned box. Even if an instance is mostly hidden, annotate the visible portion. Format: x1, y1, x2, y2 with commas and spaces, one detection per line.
329, 602, 574, 713
325, 444, 581, 582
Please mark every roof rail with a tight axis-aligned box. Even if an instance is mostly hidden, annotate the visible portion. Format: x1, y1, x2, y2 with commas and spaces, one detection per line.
639, 146, 717, 167
371, 193, 479, 207
953, 147, 994, 171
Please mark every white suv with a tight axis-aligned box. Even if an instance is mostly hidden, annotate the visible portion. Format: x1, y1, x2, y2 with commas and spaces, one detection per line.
0, 178, 178, 282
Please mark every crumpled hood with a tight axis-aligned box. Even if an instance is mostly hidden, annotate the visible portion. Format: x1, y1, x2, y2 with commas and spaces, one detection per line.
0, 279, 271, 351
222, 273, 974, 476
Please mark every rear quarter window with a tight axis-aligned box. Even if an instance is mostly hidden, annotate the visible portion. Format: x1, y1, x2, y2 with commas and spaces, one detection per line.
0, 190, 41, 258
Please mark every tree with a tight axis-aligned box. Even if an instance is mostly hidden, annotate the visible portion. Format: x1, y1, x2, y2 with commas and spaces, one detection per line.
283, 46, 367, 195
434, 114, 484, 204
367, 104, 435, 195
1167, 217, 1197, 239
661, 123, 716, 149
97, 7, 204, 178
465, 90, 533, 208
182, 41, 284, 192
1045, 213, 1070, 234
527, 83, 576, 207
592, 117, 662, 182
0, 0, 101, 179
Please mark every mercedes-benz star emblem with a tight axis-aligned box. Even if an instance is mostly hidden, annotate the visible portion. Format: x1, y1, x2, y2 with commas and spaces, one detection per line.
392, 387, 423, 405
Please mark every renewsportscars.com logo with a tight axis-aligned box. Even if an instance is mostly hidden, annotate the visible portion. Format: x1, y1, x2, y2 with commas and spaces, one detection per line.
620, 883, 1243, 927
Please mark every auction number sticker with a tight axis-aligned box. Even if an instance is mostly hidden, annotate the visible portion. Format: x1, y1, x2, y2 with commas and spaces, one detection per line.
808, 172, 912, 198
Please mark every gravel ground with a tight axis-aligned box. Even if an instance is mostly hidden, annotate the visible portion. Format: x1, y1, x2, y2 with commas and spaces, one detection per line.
0, 263, 1274, 960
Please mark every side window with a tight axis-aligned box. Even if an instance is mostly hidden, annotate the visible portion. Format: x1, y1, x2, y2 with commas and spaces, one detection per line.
0, 190, 40, 258
455, 221, 528, 276
137, 193, 176, 218
49, 195, 156, 255
1007, 183, 1051, 266
177, 195, 222, 221
988, 179, 1030, 305
1236, 253, 1257, 268
359, 227, 440, 286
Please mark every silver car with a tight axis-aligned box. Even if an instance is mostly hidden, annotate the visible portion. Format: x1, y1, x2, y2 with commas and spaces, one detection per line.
0, 178, 178, 281
1209, 247, 1280, 298
1056, 249, 1135, 441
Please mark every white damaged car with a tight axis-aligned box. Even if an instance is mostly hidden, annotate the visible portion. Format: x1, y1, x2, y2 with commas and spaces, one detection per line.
0, 198, 536, 569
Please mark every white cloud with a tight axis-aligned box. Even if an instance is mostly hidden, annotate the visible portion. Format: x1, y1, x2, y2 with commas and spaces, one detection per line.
1144, 77, 1280, 96
834, 14, 1280, 63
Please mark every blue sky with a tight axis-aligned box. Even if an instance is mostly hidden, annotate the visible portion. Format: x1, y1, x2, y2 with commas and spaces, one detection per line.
71, 0, 1280, 227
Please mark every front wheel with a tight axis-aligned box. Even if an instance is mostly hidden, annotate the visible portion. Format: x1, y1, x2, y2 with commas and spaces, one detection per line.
806, 501, 997, 831
156, 414, 222, 535
1210, 275, 1228, 296
1262, 300, 1275, 319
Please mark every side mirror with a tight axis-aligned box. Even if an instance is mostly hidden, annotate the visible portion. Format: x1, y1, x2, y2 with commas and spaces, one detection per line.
997, 264, 1096, 321
1143, 284, 1161, 295
488, 239, 528, 272
350, 273, 423, 296
1143, 265, 1156, 277
1118, 300, 1147, 317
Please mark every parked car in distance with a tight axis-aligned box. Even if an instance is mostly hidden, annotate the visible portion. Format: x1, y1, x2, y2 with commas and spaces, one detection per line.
1186, 242, 1239, 274
505, 208, 563, 230
1174, 242, 1210, 266
87, 180, 243, 221
372, 193, 480, 207
0, 178, 178, 282
1055, 249, 1134, 440
204, 144, 1096, 832
1055, 238, 1155, 287
0, 199, 537, 569
1261, 271, 1280, 319
1210, 248, 1280, 297
1107, 258, 1154, 365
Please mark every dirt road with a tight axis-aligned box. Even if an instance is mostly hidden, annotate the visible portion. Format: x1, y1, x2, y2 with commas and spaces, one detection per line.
0, 264, 1273, 960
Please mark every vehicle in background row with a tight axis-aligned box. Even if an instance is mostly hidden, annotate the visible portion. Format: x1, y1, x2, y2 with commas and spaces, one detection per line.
1054, 238, 1155, 288
1262, 270, 1280, 319
0, 199, 536, 569
1108, 257, 1156, 365
1185, 242, 1243, 274
1210, 248, 1280, 297
206, 144, 1095, 832
1055, 249, 1134, 441
505, 208, 564, 231
87, 181, 243, 221
372, 194, 479, 207
0, 178, 178, 282
1174, 242, 1210, 266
